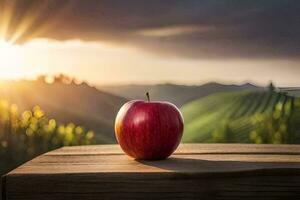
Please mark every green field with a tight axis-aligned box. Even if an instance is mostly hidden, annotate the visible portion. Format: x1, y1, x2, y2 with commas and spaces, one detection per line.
181, 88, 300, 144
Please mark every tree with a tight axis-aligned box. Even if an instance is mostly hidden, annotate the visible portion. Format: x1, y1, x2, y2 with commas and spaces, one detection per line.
268, 82, 275, 92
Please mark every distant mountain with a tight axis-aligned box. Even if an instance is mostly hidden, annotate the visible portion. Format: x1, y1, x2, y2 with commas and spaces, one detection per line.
181, 89, 300, 143
100, 82, 259, 107
0, 80, 127, 143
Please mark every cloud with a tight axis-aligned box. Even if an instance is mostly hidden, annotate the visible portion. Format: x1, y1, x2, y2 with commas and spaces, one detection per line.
136, 25, 212, 37
1, 0, 300, 59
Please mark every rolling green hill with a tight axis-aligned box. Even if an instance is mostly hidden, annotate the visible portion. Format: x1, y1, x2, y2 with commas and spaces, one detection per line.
181, 89, 300, 143
0, 79, 127, 143
100, 82, 258, 107
279, 88, 300, 97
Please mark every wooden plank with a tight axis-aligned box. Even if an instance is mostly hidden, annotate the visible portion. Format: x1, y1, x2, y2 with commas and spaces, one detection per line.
3, 144, 300, 200
46, 143, 300, 156
7, 154, 300, 174
5, 173, 300, 200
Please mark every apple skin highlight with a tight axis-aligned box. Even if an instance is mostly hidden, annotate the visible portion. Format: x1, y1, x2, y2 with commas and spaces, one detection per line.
115, 99, 184, 160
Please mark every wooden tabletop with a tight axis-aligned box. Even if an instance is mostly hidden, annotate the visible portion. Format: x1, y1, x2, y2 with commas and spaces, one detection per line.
2, 144, 300, 200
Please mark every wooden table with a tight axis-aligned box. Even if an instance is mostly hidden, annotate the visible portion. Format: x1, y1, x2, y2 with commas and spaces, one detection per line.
2, 144, 300, 200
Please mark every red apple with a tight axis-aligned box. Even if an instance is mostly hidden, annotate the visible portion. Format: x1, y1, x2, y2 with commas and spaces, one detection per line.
115, 93, 184, 160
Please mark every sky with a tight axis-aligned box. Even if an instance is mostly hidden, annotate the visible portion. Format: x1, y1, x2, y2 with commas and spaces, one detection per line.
0, 0, 299, 86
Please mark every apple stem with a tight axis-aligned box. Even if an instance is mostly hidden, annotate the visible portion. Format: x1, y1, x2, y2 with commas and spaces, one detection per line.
146, 92, 150, 102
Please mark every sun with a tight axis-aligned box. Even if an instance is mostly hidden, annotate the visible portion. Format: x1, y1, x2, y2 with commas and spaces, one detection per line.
0, 39, 25, 80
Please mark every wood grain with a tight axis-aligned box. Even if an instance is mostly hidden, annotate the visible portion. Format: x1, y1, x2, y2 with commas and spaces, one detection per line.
45, 143, 300, 156
2, 144, 300, 200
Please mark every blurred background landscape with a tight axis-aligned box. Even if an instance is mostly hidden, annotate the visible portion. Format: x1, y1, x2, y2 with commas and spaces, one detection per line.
1, 0, 300, 175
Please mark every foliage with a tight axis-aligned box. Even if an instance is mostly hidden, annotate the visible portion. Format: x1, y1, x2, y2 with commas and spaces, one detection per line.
181, 89, 300, 144
0, 100, 94, 175
249, 98, 297, 144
